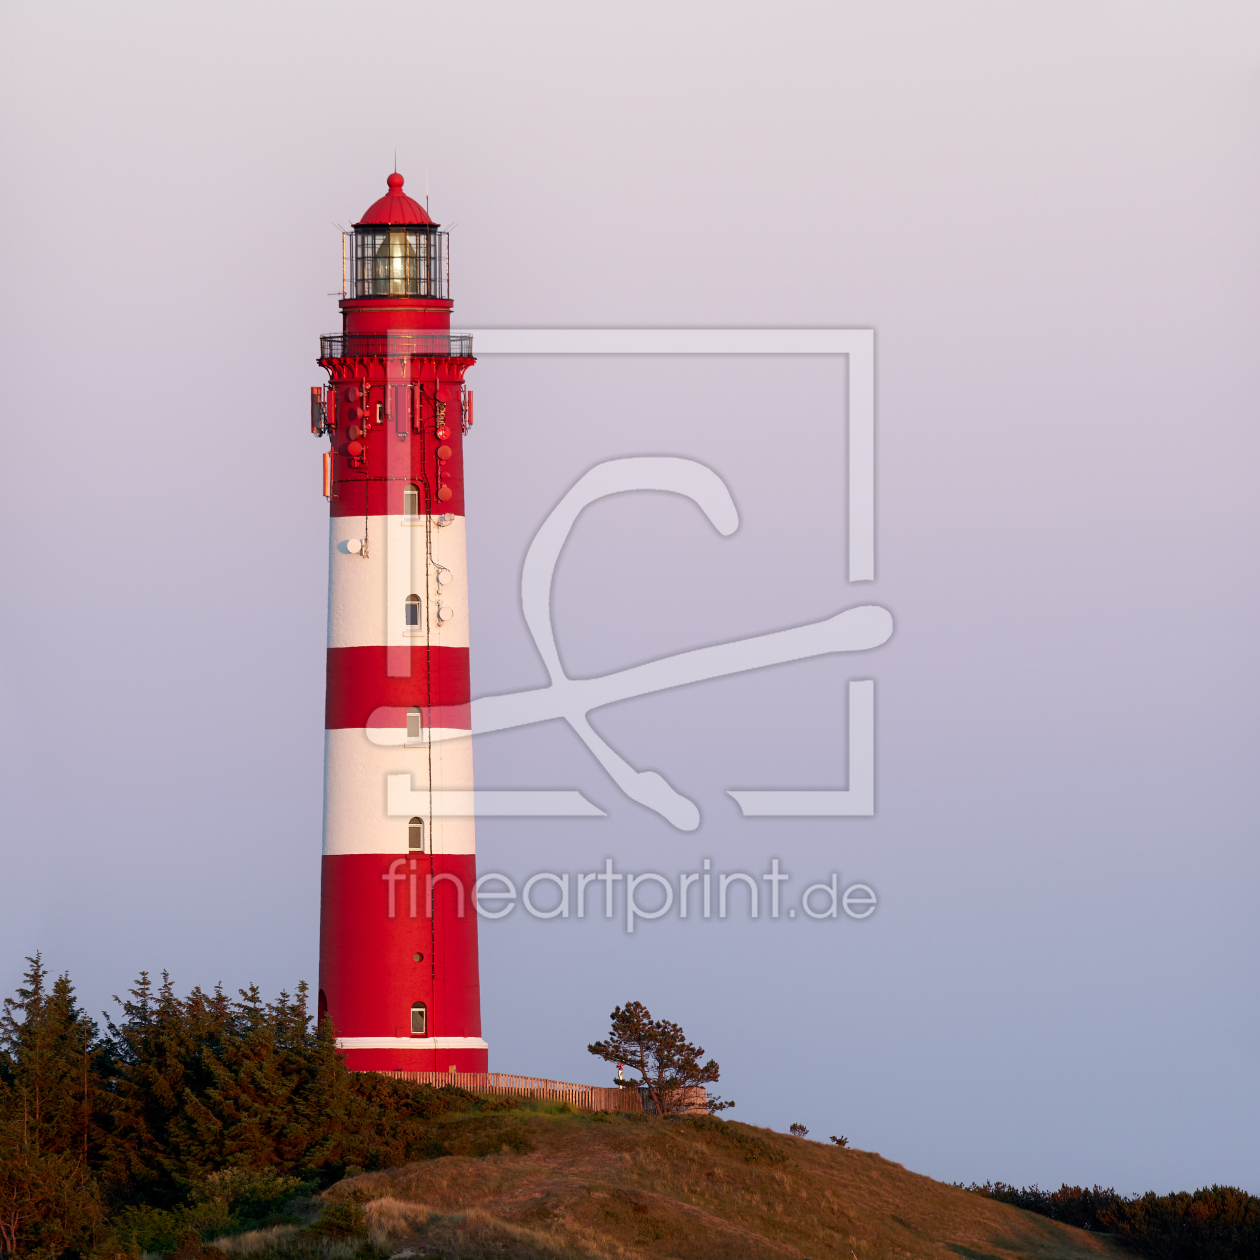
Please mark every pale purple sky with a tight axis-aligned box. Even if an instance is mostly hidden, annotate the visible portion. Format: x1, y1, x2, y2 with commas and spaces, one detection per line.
1, 1, 1257, 1194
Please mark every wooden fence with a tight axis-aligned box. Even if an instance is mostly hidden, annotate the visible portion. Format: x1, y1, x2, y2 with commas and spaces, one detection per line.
371, 1070, 706, 1116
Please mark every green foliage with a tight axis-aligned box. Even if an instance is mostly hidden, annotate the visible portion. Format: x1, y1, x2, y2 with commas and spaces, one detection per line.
0, 1148, 105, 1258
1100, 1185, 1260, 1260
300, 1202, 366, 1240
829, 1135, 848, 1148
513, 1099, 573, 1117
964, 1180, 1260, 1259
100, 972, 352, 1205
587, 1000, 727, 1117
0, 956, 519, 1259
0, 955, 107, 1258
111, 1201, 231, 1254
165, 1228, 230, 1260
110, 1167, 316, 1253
962, 1180, 1121, 1231
186, 1168, 309, 1215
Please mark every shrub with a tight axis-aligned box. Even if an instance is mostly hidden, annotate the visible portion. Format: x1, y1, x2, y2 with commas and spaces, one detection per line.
302, 1203, 366, 1240
963, 1181, 1260, 1259
588, 1001, 729, 1117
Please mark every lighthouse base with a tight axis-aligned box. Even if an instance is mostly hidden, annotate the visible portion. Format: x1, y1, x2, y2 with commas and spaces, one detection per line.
335, 1039, 489, 1073
319, 852, 485, 1072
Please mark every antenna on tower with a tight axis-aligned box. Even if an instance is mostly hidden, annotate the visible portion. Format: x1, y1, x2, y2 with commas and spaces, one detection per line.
426, 170, 430, 215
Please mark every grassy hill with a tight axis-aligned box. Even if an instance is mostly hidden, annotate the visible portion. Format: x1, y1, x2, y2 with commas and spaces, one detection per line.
220, 1103, 1128, 1260
11, 965, 1252, 1259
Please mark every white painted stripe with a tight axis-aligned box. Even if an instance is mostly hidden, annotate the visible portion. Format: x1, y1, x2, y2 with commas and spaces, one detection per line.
365, 724, 472, 747
328, 514, 469, 650
335, 1036, 489, 1051
323, 728, 476, 854
386, 776, 605, 818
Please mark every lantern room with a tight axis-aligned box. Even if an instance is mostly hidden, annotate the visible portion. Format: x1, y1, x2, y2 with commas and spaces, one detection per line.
348, 172, 447, 299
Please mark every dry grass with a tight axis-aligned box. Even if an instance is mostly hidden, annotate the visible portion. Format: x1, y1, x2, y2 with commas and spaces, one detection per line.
212, 1228, 360, 1260
214, 1227, 300, 1255
311, 1111, 1131, 1260
375, 1203, 613, 1259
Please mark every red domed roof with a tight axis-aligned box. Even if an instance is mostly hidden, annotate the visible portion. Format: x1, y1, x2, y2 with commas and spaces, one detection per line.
355, 172, 435, 227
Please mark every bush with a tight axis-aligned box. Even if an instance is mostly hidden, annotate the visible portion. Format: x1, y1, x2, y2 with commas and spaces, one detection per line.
301, 1203, 366, 1240
963, 1181, 1260, 1259
963, 1181, 1121, 1231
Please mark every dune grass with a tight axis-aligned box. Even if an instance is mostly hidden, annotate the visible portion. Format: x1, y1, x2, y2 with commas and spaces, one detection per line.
246, 1108, 1131, 1260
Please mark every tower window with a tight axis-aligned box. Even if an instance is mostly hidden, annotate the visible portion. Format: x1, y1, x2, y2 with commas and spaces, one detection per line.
405, 594, 420, 627
408, 816, 425, 851
403, 484, 419, 517
406, 706, 422, 740
411, 1001, 427, 1035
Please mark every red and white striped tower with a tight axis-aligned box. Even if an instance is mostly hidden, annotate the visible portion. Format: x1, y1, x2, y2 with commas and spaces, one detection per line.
312, 173, 487, 1072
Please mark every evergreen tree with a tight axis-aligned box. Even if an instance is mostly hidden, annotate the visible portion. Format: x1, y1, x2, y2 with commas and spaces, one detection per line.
0, 956, 106, 1257
588, 1000, 728, 1116
0, 957, 524, 1256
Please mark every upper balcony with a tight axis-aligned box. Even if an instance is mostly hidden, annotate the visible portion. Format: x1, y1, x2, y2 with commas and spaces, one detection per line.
319, 332, 473, 360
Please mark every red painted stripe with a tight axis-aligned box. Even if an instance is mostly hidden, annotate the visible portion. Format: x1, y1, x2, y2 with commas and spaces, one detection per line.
326, 646, 470, 730
330, 469, 464, 518
337, 1047, 488, 1072
340, 298, 452, 334
319, 852, 484, 1068
327, 388, 467, 517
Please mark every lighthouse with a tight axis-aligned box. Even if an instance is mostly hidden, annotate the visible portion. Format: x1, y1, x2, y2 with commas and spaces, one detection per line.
313, 173, 487, 1072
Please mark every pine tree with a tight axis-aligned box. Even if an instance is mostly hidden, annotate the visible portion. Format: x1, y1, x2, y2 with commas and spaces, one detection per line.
102, 973, 239, 1203
587, 1000, 728, 1116
0, 955, 106, 1256
3, 956, 507, 1254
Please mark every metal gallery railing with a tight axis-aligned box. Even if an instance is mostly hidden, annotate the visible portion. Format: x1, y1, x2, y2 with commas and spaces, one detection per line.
319, 333, 473, 360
